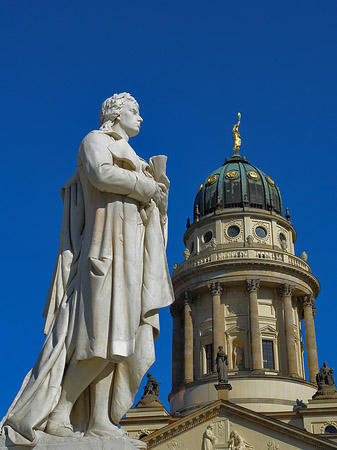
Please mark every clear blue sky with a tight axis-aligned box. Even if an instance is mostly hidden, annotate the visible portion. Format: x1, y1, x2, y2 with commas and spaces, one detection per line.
1, 0, 337, 417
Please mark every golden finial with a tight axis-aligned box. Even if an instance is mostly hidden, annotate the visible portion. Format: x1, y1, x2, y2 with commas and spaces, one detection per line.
232, 112, 241, 154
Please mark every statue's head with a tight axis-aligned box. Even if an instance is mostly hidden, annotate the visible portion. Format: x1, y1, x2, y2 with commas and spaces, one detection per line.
99, 93, 142, 138
323, 361, 328, 367
218, 346, 223, 350
147, 373, 152, 378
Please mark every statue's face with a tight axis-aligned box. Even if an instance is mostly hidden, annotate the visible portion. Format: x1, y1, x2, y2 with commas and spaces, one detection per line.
118, 101, 143, 138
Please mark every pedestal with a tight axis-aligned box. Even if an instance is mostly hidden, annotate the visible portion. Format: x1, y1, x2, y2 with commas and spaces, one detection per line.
312, 384, 337, 400
0, 433, 145, 450
214, 383, 232, 401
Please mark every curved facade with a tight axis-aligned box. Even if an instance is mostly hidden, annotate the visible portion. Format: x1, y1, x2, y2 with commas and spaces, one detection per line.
170, 150, 320, 416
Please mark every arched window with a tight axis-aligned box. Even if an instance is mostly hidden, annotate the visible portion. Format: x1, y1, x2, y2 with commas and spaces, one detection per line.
325, 425, 337, 434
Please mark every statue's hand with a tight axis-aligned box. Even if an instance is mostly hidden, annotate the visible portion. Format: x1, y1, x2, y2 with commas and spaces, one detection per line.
154, 182, 169, 215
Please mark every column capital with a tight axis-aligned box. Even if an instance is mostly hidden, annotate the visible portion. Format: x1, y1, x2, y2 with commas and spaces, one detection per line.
302, 294, 315, 309
170, 303, 182, 318
246, 279, 260, 292
183, 291, 193, 307
208, 282, 224, 296
279, 284, 295, 297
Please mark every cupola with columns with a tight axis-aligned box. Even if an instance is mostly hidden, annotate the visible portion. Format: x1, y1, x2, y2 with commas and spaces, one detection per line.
170, 114, 320, 416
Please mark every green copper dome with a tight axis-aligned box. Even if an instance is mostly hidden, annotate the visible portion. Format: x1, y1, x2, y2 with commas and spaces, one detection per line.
193, 154, 283, 221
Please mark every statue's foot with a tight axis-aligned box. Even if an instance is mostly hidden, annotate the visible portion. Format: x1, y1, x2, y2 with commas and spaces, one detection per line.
45, 419, 82, 437
85, 421, 125, 437
85, 423, 147, 448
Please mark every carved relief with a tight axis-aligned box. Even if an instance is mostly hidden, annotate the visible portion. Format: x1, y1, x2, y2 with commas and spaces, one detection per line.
224, 221, 243, 243
228, 430, 254, 449
321, 421, 337, 433
201, 420, 231, 449
135, 429, 151, 439
167, 440, 187, 449
202, 424, 217, 449
267, 441, 280, 450
211, 418, 229, 444
252, 221, 270, 242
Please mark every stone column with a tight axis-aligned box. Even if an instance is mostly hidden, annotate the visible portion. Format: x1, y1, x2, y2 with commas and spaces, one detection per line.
208, 282, 224, 371
171, 303, 183, 388
302, 294, 319, 383
279, 284, 298, 377
246, 279, 263, 372
183, 292, 194, 383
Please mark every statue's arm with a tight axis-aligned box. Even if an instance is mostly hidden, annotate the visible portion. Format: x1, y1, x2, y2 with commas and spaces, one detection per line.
79, 133, 156, 204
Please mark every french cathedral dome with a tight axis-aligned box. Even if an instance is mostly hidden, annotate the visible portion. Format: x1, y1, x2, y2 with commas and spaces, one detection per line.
193, 153, 283, 221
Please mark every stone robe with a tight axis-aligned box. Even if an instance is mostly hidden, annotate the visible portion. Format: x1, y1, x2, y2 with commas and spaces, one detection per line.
2, 130, 174, 446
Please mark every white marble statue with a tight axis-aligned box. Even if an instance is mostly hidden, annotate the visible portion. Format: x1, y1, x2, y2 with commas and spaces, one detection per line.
1, 93, 174, 447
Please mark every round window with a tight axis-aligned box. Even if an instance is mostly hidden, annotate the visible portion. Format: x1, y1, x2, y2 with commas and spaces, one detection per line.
279, 233, 287, 242
255, 226, 267, 239
227, 225, 240, 238
204, 231, 213, 243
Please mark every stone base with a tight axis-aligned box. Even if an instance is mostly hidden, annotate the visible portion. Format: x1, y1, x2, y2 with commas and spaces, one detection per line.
312, 392, 337, 400
312, 384, 337, 400
0, 432, 146, 450
135, 394, 163, 408
214, 383, 232, 401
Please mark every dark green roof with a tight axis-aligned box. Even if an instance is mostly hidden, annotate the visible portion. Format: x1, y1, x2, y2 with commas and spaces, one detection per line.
193, 154, 283, 221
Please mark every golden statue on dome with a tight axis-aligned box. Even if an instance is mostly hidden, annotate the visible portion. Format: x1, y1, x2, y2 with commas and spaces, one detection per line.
232, 112, 241, 154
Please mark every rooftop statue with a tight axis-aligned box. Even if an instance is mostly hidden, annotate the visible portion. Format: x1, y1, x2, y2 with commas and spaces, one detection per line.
232, 112, 241, 154
1, 93, 174, 447
313, 361, 337, 399
143, 373, 160, 397
316, 361, 335, 388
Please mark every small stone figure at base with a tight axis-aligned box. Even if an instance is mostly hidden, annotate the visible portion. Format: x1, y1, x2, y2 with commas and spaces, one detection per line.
316, 361, 335, 387
135, 373, 163, 408
215, 346, 228, 383
313, 361, 337, 399
143, 373, 160, 397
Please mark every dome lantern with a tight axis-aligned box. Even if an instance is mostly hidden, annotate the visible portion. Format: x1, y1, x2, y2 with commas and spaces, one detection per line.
194, 113, 283, 221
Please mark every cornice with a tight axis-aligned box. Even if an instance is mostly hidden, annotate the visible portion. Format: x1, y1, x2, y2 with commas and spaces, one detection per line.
172, 258, 320, 297
169, 374, 317, 399
143, 399, 337, 449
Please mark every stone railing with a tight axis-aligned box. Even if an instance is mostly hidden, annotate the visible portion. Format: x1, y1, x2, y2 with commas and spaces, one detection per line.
173, 248, 311, 276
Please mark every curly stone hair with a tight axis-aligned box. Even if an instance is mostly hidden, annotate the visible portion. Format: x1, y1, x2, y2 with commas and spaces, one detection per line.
99, 92, 138, 129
